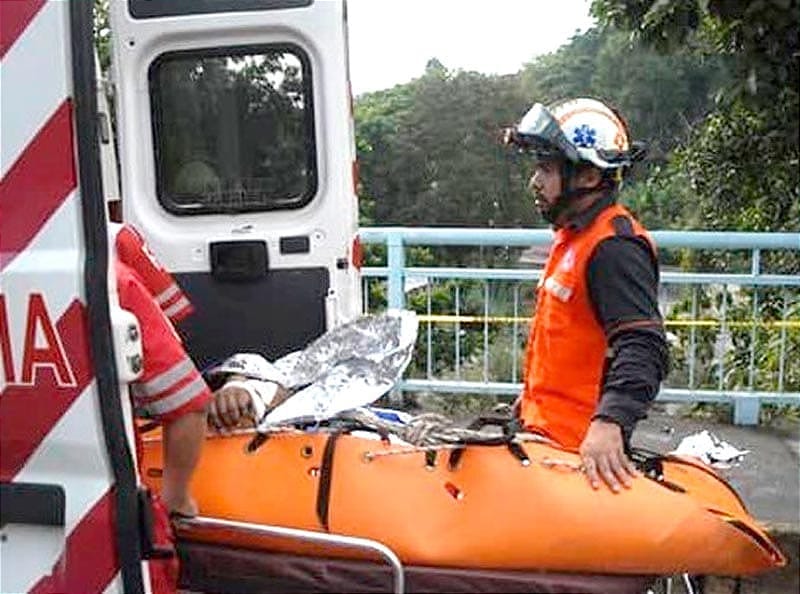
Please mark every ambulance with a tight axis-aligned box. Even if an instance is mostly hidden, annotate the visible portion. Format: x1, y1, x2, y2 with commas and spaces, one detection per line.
0, 0, 360, 591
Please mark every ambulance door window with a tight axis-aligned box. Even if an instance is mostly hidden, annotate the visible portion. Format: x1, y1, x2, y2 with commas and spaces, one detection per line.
129, 0, 312, 19
149, 45, 316, 216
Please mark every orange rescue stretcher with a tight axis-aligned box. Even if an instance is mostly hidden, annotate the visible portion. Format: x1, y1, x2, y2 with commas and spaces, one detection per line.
141, 425, 786, 592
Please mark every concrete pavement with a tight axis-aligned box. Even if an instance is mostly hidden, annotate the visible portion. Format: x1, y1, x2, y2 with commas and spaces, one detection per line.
633, 406, 799, 528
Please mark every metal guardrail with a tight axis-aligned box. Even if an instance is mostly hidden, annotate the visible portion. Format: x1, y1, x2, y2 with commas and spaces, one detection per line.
360, 227, 800, 425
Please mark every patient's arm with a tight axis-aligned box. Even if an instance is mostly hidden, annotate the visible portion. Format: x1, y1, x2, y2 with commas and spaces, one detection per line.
208, 374, 288, 432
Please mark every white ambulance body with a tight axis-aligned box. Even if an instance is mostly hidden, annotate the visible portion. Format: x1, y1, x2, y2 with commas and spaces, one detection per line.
1, 1, 147, 591
1, 0, 360, 591
109, 0, 362, 370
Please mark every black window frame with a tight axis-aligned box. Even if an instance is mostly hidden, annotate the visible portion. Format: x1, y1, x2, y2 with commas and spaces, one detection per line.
148, 43, 318, 216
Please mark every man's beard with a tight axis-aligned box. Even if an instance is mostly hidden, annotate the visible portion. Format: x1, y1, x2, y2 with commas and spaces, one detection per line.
534, 193, 559, 225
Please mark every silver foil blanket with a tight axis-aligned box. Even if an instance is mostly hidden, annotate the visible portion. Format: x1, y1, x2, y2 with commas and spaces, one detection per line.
204, 310, 418, 428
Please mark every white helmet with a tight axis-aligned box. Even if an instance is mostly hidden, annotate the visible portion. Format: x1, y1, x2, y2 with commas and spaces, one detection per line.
506, 98, 640, 170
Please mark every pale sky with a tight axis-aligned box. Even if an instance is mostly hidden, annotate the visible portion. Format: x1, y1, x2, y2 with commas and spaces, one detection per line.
346, 0, 596, 96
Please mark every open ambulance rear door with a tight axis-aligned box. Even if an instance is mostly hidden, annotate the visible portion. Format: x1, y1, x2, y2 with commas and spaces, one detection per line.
109, 0, 362, 371
1, 1, 148, 592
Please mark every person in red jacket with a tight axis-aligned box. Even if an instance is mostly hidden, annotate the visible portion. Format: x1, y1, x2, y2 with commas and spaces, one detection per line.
504, 98, 669, 493
114, 224, 212, 593
116, 224, 210, 514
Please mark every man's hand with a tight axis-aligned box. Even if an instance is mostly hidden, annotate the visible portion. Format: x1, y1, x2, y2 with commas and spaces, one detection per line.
208, 382, 255, 432
579, 418, 638, 493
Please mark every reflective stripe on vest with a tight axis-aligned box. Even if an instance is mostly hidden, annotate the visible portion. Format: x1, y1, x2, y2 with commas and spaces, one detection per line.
520, 203, 655, 448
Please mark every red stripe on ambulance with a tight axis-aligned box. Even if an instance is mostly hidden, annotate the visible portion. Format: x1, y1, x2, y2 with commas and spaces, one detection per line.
0, 100, 77, 271
1, 1, 125, 591
0, 299, 93, 481
28, 488, 119, 594
0, 0, 45, 59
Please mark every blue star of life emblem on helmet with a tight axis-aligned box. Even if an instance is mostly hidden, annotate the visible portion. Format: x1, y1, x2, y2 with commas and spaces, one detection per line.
572, 124, 597, 148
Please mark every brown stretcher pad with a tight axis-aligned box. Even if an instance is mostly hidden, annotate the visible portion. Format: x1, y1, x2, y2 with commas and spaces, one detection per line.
178, 541, 658, 594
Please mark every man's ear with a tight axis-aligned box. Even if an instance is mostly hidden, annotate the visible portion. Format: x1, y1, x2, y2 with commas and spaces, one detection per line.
574, 164, 603, 189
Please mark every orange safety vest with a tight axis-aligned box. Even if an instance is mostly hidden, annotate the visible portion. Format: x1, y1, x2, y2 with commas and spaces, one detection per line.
520, 203, 655, 448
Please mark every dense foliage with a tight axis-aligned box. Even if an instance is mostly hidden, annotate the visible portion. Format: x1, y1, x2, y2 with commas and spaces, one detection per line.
355, 27, 735, 231
354, 3, 799, 409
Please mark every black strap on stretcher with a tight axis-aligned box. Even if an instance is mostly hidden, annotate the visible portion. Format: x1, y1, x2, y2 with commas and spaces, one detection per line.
316, 429, 343, 531
447, 414, 526, 471
629, 448, 687, 493
315, 420, 385, 532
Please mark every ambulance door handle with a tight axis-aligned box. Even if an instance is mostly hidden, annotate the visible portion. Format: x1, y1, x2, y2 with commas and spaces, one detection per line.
210, 240, 268, 281
0, 482, 65, 528
110, 308, 144, 383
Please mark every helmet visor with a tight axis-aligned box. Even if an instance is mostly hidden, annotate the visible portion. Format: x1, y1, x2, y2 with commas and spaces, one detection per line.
511, 103, 580, 162
502, 128, 561, 161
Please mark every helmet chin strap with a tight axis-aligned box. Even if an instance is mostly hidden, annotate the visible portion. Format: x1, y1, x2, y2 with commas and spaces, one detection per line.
538, 161, 612, 226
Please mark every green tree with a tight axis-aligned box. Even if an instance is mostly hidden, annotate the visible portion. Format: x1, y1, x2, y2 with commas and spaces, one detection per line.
355, 28, 730, 239
355, 60, 533, 231
519, 28, 730, 162
590, 0, 799, 141
595, 0, 800, 237
94, 0, 111, 73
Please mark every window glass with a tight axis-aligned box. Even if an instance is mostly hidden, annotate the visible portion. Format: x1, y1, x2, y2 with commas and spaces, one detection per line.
150, 46, 316, 215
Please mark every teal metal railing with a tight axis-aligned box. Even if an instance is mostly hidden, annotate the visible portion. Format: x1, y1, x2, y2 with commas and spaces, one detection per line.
360, 227, 800, 425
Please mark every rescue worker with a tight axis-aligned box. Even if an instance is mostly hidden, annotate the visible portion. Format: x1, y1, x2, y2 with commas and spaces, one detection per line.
115, 224, 212, 593
504, 98, 669, 493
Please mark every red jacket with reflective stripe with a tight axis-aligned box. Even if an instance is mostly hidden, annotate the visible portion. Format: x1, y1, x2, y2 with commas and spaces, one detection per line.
116, 261, 212, 423
520, 203, 655, 447
114, 229, 211, 594
115, 224, 194, 323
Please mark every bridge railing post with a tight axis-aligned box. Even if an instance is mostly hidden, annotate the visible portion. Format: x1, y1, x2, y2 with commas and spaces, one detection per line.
387, 233, 405, 310
734, 248, 763, 425
386, 232, 405, 405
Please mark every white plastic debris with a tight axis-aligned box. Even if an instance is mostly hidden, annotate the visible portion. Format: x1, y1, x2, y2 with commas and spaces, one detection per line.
670, 430, 750, 468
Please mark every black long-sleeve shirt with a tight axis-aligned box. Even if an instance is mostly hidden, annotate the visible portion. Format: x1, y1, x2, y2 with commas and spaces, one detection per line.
566, 196, 670, 438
